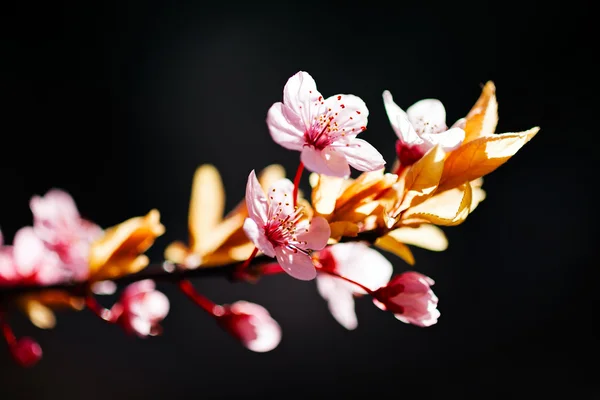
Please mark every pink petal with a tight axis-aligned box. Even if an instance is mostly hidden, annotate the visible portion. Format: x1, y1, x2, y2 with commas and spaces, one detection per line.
337, 138, 386, 172
130, 316, 152, 337
245, 170, 268, 225
142, 291, 170, 320
230, 301, 282, 353
13, 227, 45, 277
301, 147, 350, 178
421, 127, 465, 152
243, 218, 276, 257
266, 102, 305, 151
382, 90, 409, 138
0, 229, 3, 246
30, 189, 80, 225
316, 274, 358, 330
322, 93, 369, 135
282, 71, 321, 129
266, 178, 295, 218
407, 99, 447, 129
0, 248, 18, 284
328, 242, 393, 294
275, 246, 316, 281
296, 216, 330, 251
397, 115, 422, 146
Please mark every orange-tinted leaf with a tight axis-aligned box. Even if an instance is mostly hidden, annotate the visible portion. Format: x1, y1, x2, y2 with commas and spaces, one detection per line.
374, 235, 415, 265
437, 128, 539, 192
329, 221, 360, 242
310, 173, 344, 216
402, 182, 472, 226
464, 81, 498, 143
399, 145, 446, 211
387, 225, 448, 251
89, 209, 165, 281
189, 164, 225, 254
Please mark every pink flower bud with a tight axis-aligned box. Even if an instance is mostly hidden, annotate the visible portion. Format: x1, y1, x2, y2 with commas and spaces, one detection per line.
373, 271, 440, 327
11, 337, 42, 367
117, 280, 169, 337
215, 301, 281, 352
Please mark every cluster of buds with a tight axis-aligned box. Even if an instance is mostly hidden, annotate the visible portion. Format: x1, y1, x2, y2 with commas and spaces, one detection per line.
0, 71, 537, 367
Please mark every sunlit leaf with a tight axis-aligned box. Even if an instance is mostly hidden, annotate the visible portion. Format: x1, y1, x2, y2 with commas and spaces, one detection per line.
402, 182, 472, 226
189, 164, 225, 254
374, 235, 415, 265
437, 128, 539, 192
463, 81, 498, 143
387, 225, 448, 251
310, 173, 344, 216
329, 221, 360, 242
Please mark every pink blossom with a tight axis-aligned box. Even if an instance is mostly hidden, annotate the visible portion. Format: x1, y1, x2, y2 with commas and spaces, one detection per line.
316, 243, 393, 330
373, 271, 440, 327
267, 71, 385, 177
115, 279, 170, 337
0, 227, 66, 287
243, 170, 330, 281
30, 189, 103, 281
215, 301, 281, 353
10, 337, 42, 368
383, 90, 466, 166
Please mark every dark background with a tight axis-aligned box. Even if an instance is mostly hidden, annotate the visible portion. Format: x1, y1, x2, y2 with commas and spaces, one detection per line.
1, 1, 596, 398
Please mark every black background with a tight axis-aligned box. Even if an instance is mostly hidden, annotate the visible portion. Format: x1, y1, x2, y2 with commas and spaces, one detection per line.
1, 1, 597, 398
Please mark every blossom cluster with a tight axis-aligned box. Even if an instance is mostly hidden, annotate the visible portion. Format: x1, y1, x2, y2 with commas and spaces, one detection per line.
0, 71, 537, 367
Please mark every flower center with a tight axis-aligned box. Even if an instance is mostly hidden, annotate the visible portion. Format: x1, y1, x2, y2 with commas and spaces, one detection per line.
304, 113, 343, 150
264, 206, 307, 250
413, 116, 445, 135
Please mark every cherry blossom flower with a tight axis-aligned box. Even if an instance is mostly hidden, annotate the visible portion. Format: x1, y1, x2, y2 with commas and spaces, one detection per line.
0, 227, 65, 287
373, 271, 440, 327
243, 170, 330, 281
267, 71, 385, 177
114, 279, 170, 337
30, 189, 103, 281
215, 301, 281, 353
10, 337, 42, 368
316, 243, 393, 330
383, 90, 466, 166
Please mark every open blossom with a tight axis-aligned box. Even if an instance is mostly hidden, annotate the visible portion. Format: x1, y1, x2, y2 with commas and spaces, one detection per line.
215, 301, 281, 353
373, 271, 440, 327
243, 170, 330, 281
383, 90, 466, 166
267, 71, 385, 177
114, 279, 170, 337
316, 243, 393, 330
0, 227, 65, 287
30, 189, 103, 281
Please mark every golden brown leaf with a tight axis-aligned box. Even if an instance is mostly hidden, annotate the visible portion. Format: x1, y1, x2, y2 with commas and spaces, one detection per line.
89, 209, 165, 281
397, 145, 446, 212
463, 81, 498, 143
329, 221, 360, 242
437, 127, 539, 193
189, 164, 226, 255
309, 173, 345, 216
374, 235, 415, 265
401, 182, 473, 226
17, 290, 85, 329
386, 225, 448, 252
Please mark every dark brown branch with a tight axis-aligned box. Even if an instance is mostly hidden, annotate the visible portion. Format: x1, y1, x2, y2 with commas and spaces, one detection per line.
0, 230, 378, 301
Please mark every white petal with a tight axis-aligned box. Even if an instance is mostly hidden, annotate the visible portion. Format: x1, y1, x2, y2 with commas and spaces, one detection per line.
243, 218, 276, 258
275, 246, 316, 281
329, 242, 393, 294
397, 115, 422, 145
407, 99, 447, 129
316, 274, 358, 330
282, 71, 322, 129
322, 94, 369, 136
13, 227, 45, 277
296, 216, 330, 250
382, 90, 409, 137
421, 127, 465, 152
337, 138, 386, 172
245, 170, 268, 225
301, 147, 350, 178
266, 178, 295, 219
266, 102, 305, 151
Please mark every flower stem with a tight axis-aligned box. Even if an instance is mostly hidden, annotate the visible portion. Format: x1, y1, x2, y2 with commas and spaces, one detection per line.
0, 312, 16, 347
316, 267, 374, 295
292, 161, 305, 206
178, 280, 218, 315
240, 247, 259, 270
85, 294, 118, 323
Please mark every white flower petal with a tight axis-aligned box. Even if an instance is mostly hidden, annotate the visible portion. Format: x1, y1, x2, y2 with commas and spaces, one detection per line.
266, 102, 305, 151
275, 246, 316, 281
282, 71, 322, 129
407, 99, 447, 129
337, 138, 386, 172
243, 218, 275, 258
301, 147, 350, 178
382, 90, 409, 138
245, 170, 268, 225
